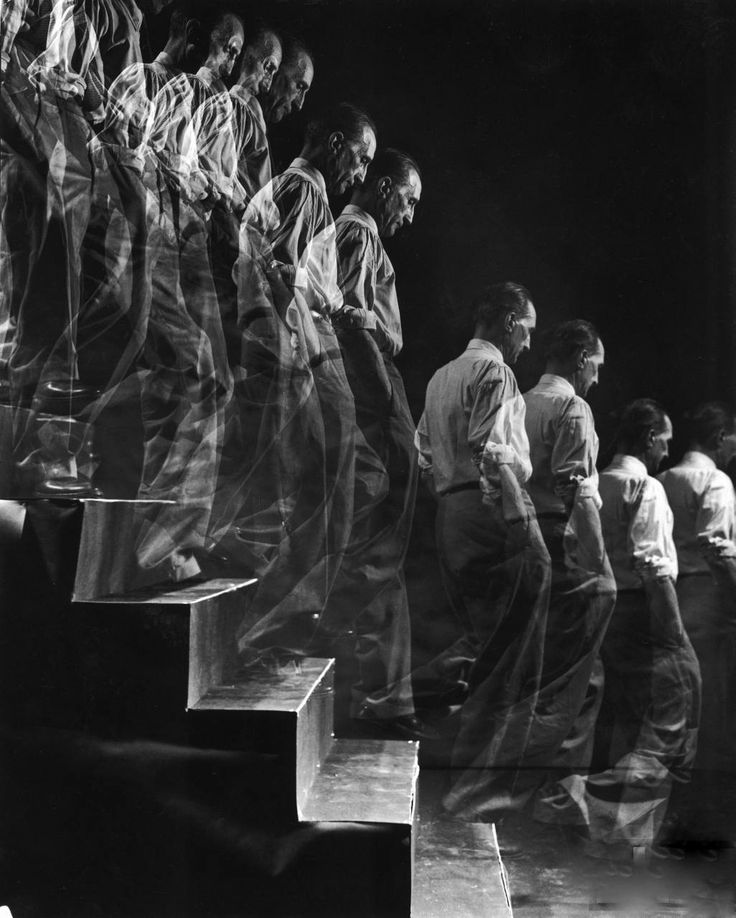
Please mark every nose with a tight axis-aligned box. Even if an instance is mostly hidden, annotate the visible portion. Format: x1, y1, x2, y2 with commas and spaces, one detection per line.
262, 73, 273, 91
292, 92, 305, 112
357, 163, 368, 183
404, 210, 414, 225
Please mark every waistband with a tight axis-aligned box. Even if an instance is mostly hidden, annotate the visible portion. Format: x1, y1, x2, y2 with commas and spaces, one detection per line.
439, 482, 480, 497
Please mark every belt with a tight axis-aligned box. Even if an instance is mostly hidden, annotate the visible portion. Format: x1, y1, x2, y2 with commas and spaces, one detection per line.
440, 483, 480, 496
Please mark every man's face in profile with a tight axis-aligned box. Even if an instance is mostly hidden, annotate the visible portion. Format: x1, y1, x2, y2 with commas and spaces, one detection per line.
210, 23, 244, 79
261, 53, 314, 123
327, 126, 376, 196
377, 169, 422, 238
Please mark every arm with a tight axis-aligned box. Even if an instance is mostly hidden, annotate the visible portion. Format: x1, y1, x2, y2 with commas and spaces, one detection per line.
629, 479, 684, 646
563, 477, 609, 575
551, 400, 597, 514
472, 369, 532, 495
333, 223, 379, 332
697, 473, 736, 600
334, 224, 391, 402
415, 416, 437, 500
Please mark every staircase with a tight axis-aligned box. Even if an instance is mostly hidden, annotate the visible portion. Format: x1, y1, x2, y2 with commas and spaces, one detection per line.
3, 497, 512, 917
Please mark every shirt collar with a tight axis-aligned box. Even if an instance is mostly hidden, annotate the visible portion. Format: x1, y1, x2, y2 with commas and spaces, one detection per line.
197, 67, 223, 90
608, 453, 649, 477
340, 204, 378, 236
679, 450, 717, 470
290, 157, 327, 196
533, 373, 576, 397
466, 338, 505, 365
153, 51, 177, 71
229, 83, 252, 103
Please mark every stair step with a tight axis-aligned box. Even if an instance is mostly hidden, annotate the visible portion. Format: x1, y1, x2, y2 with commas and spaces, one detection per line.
191, 658, 335, 820
77, 577, 256, 606
71, 577, 257, 740
412, 802, 512, 917
190, 657, 333, 712
301, 737, 419, 824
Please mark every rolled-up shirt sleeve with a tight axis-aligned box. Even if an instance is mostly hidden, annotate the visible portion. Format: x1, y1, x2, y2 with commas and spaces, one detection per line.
629, 478, 678, 582
696, 472, 736, 548
473, 371, 532, 487
551, 401, 596, 491
415, 413, 432, 473
334, 225, 378, 330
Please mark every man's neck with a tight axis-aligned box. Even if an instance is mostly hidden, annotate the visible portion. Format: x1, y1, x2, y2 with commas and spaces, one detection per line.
689, 443, 719, 463
545, 362, 574, 386
297, 147, 327, 179
350, 190, 375, 214
474, 331, 506, 358
160, 39, 184, 66
235, 72, 255, 95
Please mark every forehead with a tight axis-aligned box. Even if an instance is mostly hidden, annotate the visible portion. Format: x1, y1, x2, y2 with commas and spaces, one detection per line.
591, 340, 605, 360
350, 126, 376, 157
288, 53, 314, 86
660, 416, 673, 438
399, 169, 422, 199
519, 303, 537, 327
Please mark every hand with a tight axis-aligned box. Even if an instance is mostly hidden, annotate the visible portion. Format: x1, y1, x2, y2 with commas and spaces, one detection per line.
332, 306, 365, 330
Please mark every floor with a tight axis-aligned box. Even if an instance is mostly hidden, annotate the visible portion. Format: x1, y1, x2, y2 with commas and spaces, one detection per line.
413, 768, 736, 918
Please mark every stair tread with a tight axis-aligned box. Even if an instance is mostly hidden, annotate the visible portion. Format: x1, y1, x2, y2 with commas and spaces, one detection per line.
412, 814, 511, 917
300, 737, 418, 824
75, 577, 257, 606
189, 658, 334, 712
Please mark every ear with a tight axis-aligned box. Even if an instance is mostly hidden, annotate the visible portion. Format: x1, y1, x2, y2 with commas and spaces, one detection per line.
645, 427, 656, 448
185, 19, 201, 44
577, 348, 588, 369
505, 312, 516, 333
328, 131, 345, 155
377, 176, 392, 198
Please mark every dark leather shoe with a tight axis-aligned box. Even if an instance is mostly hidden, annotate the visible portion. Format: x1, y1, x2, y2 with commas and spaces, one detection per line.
354, 708, 440, 741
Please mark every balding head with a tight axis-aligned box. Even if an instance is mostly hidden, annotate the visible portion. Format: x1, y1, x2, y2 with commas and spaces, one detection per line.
237, 27, 282, 95
260, 41, 314, 124
204, 12, 244, 80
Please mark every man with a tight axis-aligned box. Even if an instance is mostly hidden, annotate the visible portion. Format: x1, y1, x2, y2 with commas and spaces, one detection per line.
149, 1, 199, 79
557, 400, 701, 866
191, 10, 244, 100
658, 403, 736, 840
4, 0, 143, 496
209, 25, 282, 360
80, 3, 231, 582
230, 26, 282, 202
229, 104, 377, 664
322, 149, 425, 735
415, 283, 552, 818
258, 39, 313, 126
521, 321, 616, 822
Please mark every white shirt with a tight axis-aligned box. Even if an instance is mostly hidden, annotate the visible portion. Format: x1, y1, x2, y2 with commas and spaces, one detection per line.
523, 373, 599, 516
334, 205, 403, 357
416, 338, 531, 495
658, 450, 736, 575
599, 453, 678, 589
